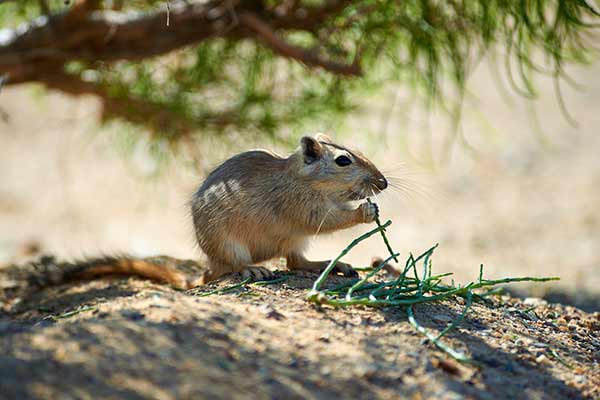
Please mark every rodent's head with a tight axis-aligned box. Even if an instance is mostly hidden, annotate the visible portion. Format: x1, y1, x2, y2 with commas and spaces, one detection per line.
293, 133, 388, 202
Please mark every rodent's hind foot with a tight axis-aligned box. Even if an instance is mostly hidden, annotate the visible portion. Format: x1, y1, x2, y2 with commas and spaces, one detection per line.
325, 261, 359, 278
286, 255, 359, 278
371, 257, 399, 276
241, 266, 276, 281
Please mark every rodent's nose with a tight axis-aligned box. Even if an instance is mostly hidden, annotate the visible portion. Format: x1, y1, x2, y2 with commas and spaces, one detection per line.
376, 177, 388, 190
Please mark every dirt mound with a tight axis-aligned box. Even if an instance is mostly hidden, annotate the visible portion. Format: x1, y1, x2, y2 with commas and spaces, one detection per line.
0, 271, 598, 399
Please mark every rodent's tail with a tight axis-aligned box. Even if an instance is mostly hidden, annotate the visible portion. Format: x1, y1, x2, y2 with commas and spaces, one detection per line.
0, 255, 206, 300
60, 256, 206, 290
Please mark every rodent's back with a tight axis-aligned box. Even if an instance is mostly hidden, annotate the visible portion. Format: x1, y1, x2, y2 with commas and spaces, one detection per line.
191, 150, 312, 251
190, 135, 387, 264
192, 150, 290, 213
197, 150, 286, 193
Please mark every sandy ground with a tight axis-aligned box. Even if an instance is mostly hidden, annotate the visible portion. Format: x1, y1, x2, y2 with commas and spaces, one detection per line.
0, 272, 598, 399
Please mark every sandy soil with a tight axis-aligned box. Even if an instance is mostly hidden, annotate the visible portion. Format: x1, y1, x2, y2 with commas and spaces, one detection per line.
0, 271, 598, 399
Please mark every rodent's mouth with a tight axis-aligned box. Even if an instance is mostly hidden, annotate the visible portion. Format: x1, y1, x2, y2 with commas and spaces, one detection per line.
346, 178, 387, 201
347, 190, 367, 201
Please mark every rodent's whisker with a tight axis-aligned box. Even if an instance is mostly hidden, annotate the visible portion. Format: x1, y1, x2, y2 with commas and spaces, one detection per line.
381, 166, 423, 180
388, 181, 427, 195
376, 187, 426, 210
386, 176, 435, 200
383, 182, 438, 207
368, 183, 378, 200
387, 183, 426, 199
313, 205, 335, 238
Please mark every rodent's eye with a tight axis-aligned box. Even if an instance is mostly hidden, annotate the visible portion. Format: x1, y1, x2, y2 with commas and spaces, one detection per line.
335, 155, 352, 167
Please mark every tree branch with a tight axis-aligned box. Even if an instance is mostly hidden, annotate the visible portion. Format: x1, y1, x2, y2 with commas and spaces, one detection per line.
239, 12, 361, 76
0, 0, 362, 85
0, 0, 241, 83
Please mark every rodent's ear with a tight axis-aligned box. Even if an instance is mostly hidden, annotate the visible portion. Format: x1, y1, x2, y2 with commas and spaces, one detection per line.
300, 136, 324, 164
314, 132, 333, 143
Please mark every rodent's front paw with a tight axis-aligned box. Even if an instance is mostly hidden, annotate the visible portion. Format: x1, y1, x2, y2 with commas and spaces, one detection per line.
360, 201, 379, 223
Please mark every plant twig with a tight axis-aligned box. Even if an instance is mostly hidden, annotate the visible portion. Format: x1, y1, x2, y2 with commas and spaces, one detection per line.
436, 289, 473, 340
367, 199, 398, 263
408, 305, 472, 363
345, 252, 399, 300
549, 348, 574, 369
308, 220, 392, 296
253, 276, 289, 286
304, 213, 560, 364
45, 305, 97, 320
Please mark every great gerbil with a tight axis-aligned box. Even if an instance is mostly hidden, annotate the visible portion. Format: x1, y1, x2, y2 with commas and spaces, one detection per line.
5, 133, 388, 293
191, 132, 388, 283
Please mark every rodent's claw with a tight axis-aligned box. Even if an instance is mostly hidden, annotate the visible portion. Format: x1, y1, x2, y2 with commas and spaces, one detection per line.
241, 266, 276, 281
360, 201, 379, 223
328, 261, 359, 278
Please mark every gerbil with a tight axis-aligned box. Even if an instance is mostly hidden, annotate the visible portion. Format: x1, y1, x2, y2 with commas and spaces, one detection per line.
4, 133, 388, 293
191, 132, 388, 283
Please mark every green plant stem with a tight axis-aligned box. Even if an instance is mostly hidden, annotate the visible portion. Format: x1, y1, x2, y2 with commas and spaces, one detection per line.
313, 286, 466, 307
304, 218, 562, 365
386, 245, 439, 299
367, 199, 398, 263
345, 252, 399, 300
408, 305, 472, 363
309, 275, 559, 307
549, 348, 573, 369
384, 254, 415, 299
253, 276, 289, 286
416, 250, 433, 297
330, 282, 419, 297
476, 276, 560, 286
308, 220, 392, 296
46, 305, 98, 320
324, 279, 360, 294
436, 289, 473, 340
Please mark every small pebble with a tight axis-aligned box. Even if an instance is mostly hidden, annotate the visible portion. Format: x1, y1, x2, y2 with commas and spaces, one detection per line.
121, 310, 144, 320
535, 354, 549, 364
354, 363, 378, 379
319, 333, 330, 342
523, 297, 547, 306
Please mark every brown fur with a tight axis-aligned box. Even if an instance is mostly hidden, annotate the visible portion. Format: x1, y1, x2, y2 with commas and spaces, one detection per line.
191, 133, 388, 282
65, 257, 204, 289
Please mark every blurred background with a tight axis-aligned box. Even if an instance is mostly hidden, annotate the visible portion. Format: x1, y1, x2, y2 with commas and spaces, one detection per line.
0, 1, 598, 310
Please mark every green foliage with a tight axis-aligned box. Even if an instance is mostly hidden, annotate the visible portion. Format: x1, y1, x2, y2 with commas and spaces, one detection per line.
306, 219, 559, 363
1, 0, 599, 142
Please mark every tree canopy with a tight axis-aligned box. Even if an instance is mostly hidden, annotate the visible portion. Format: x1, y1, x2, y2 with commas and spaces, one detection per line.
1, 0, 598, 143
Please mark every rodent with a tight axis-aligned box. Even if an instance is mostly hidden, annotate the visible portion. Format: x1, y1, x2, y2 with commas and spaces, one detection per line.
191, 132, 388, 283
3, 133, 388, 294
